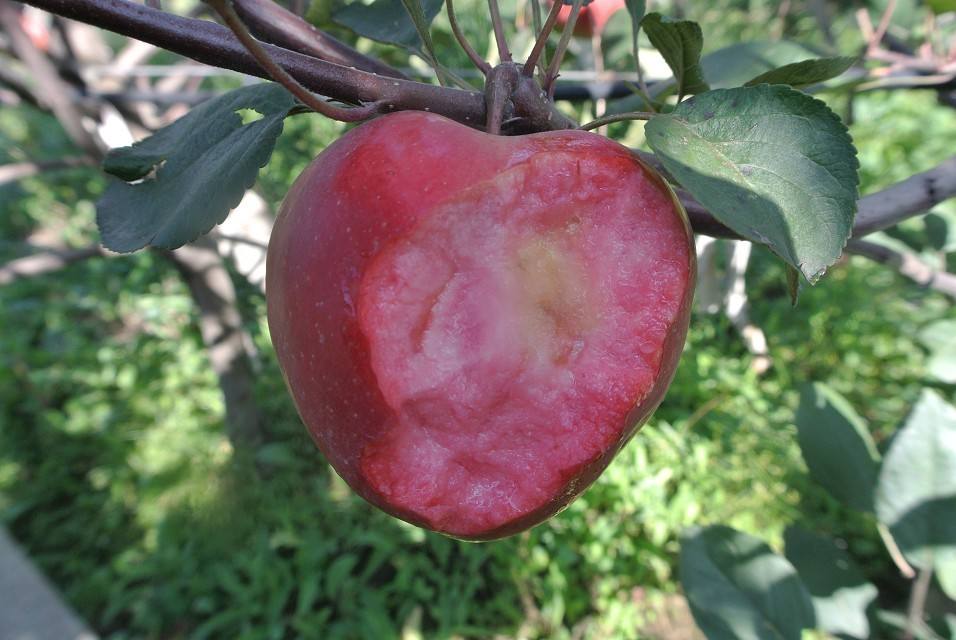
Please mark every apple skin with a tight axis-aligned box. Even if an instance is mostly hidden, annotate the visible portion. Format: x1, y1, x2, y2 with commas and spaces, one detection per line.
266, 112, 695, 541
554, 0, 626, 38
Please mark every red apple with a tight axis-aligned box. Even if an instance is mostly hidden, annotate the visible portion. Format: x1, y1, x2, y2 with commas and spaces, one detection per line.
554, 0, 626, 38
266, 112, 694, 540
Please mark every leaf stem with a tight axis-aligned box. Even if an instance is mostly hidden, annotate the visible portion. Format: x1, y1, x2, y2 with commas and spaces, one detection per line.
877, 522, 917, 579
523, 0, 562, 77
904, 566, 933, 640
446, 0, 491, 75
205, 0, 380, 122
579, 111, 654, 131
543, 0, 583, 95
488, 0, 512, 62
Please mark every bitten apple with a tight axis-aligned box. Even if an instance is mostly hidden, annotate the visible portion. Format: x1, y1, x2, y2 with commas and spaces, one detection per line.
266, 112, 694, 540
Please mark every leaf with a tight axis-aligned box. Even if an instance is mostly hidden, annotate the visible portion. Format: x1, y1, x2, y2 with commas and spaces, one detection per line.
785, 264, 800, 305
334, 0, 444, 48
97, 83, 295, 253
744, 56, 857, 88
701, 41, 824, 89
645, 85, 859, 282
784, 526, 877, 639
875, 390, 956, 588
640, 13, 708, 100
918, 320, 956, 384
624, 0, 646, 69
680, 525, 815, 640
795, 383, 880, 513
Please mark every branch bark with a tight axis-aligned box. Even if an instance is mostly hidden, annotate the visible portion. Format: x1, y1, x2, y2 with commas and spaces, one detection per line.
0, 245, 103, 285
166, 237, 263, 449
846, 239, 956, 300
231, 0, 407, 79
853, 156, 956, 235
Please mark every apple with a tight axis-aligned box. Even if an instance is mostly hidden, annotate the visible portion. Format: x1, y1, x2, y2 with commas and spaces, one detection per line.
554, 0, 626, 38
266, 112, 695, 540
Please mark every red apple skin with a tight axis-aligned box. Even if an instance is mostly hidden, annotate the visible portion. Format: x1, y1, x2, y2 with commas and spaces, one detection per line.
554, 0, 626, 37
266, 112, 695, 541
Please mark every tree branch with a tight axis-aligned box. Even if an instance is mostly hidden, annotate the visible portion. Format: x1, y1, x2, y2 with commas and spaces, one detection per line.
231, 0, 407, 79
853, 156, 956, 235
166, 237, 263, 449
0, 157, 96, 186
17, 0, 492, 127
846, 239, 956, 300
0, 244, 103, 286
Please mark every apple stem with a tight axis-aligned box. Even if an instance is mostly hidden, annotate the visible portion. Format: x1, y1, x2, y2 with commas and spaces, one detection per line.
487, 0, 512, 63
206, 0, 382, 123
485, 62, 520, 135
522, 0, 563, 77
446, 0, 491, 75
579, 111, 654, 131
543, 0, 584, 95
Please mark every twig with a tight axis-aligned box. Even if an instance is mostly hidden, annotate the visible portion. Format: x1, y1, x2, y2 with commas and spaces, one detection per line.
846, 239, 956, 300
206, 0, 381, 122
523, 0, 562, 76
904, 566, 933, 640
579, 111, 653, 130
232, 0, 407, 79
485, 62, 519, 134
853, 155, 956, 235
870, 0, 897, 54
488, 0, 512, 62
0, 245, 103, 286
0, 0, 102, 156
876, 522, 917, 579
446, 0, 490, 75
543, 0, 583, 94
0, 157, 96, 185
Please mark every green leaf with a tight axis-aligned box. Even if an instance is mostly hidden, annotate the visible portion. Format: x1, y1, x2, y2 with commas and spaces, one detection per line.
927, 0, 956, 14
680, 525, 815, 640
784, 526, 877, 639
785, 264, 800, 305
795, 383, 880, 513
645, 85, 859, 282
701, 41, 823, 89
744, 56, 857, 88
919, 320, 956, 384
624, 0, 647, 70
334, 0, 444, 48
97, 83, 295, 253
640, 13, 708, 100
875, 390, 956, 590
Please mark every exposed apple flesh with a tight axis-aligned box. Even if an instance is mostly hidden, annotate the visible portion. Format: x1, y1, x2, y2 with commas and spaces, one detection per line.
266, 112, 695, 540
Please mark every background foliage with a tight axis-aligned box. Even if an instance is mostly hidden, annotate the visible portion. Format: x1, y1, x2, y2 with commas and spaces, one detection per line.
1, 0, 955, 637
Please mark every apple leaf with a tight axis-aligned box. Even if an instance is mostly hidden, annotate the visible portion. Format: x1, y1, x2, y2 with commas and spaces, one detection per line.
334, 0, 443, 48
680, 525, 815, 640
640, 13, 708, 100
744, 56, 857, 88
701, 41, 824, 89
795, 383, 880, 513
97, 83, 295, 253
645, 84, 859, 283
624, 0, 647, 69
875, 390, 956, 594
784, 526, 877, 639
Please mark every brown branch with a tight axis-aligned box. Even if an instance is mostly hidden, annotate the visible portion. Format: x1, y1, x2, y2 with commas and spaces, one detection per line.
854, 155, 956, 235
207, 0, 382, 123
446, 0, 490, 75
17, 0, 493, 128
0, 0, 102, 156
0, 157, 96, 185
166, 237, 263, 449
231, 0, 407, 79
0, 245, 103, 285
846, 239, 956, 300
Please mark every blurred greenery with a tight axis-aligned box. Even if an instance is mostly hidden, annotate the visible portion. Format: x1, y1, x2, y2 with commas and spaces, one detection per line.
2, 0, 956, 638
